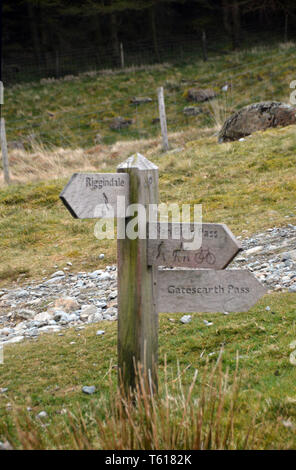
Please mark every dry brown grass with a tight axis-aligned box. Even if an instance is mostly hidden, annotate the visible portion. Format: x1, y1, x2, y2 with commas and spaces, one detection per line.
0, 142, 96, 185
0, 127, 211, 186
5, 355, 260, 450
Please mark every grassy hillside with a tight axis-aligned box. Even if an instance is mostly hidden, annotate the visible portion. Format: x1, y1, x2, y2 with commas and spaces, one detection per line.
1, 292, 296, 449
0, 124, 295, 285
3, 42, 296, 149
0, 42, 296, 449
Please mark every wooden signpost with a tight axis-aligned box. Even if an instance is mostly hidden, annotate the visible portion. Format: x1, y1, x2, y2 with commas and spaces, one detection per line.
60, 153, 267, 395
117, 154, 159, 393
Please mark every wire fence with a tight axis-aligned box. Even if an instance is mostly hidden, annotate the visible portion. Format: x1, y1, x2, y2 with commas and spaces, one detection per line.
3, 25, 294, 86
2, 38, 295, 152
3, 34, 205, 86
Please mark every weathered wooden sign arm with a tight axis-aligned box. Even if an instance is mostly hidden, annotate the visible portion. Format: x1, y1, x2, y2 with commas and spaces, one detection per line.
147, 222, 242, 269
60, 172, 129, 219
157, 269, 267, 313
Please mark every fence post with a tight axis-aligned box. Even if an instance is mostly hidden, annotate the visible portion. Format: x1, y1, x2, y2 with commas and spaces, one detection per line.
284, 13, 288, 42
202, 30, 208, 62
117, 153, 159, 395
120, 42, 125, 69
1, 118, 10, 185
55, 50, 60, 78
157, 87, 169, 151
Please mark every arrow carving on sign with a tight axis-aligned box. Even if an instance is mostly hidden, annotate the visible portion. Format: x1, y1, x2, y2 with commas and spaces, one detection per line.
60, 173, 129, 219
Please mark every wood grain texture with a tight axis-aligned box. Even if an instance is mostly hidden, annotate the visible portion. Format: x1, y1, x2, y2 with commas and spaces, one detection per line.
1, 119, 10, 185
117, 153, 159, 394
157, 87, 169, 151
147, 223, 241, 269
157, 269, 267, 313
60, 173, 129, 219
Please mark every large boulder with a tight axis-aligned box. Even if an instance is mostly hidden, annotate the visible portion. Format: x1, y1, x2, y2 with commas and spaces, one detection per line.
219, 101, 296, 143
186, 88, 217, 103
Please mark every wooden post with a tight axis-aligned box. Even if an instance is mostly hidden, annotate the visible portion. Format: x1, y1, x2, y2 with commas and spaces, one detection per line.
157, 87, 169, 152
120, 42, 125, 69
0, 81, 3, 106
284, 13, 288, 42
1, 118, 10, 185
117, 153, 159, 395
202, 30, 208, 62
55, 50, 60, 78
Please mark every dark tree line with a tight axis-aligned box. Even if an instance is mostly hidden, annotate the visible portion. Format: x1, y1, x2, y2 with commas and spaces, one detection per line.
3, 0, 296, 65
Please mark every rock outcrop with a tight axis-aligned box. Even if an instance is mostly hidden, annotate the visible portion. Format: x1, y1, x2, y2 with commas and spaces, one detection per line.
186, 88, 217, 103
110, 116, 132, 130
130, 96, 152, 105
219, 101, 296, 143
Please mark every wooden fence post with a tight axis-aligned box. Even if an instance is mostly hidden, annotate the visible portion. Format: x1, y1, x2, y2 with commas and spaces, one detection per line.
202, 30, 208, 62
284, 13, 288, 42
1, 118, 10, 185
120, 43, 125, 69
55, 50, 60, 78
117, 153, 159, 395
157, 87, 169, 152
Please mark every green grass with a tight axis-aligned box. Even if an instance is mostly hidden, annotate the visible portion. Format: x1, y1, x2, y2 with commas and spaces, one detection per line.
3, 42, 296, 149
1, 292, 296, 449
1, 41, 296, 449
0, 124, 295, 285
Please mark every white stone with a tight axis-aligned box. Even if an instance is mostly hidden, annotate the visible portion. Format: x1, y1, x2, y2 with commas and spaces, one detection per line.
105, 307, 117, 316
88, 312, 103, 323
103, 314, 113, 321
180, 315, 192, 324
244, 246, 263, 255
59, 313, 73, 324
4, 336, 25, 344
0, 328, 13, 336
34, 312, 52, 323
68, 313, 78, 322
89, 270, 103, 279
15, 321, 27, 331
82, 385, 96, 395
51, 270, 64, 278
80, 305, 98, 317
26, 328, 39, 337
38, 325, 61, 333
15, 309, 35, 320
44, 277, 63, 285
98, 273, 111, 281
14, 290, 29, 299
